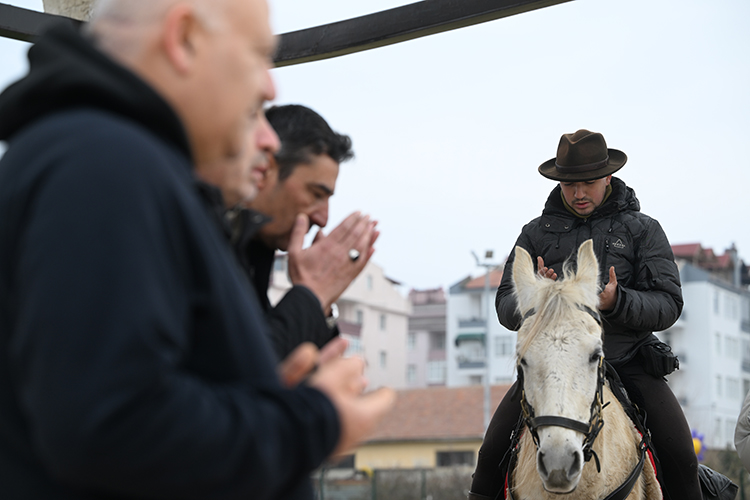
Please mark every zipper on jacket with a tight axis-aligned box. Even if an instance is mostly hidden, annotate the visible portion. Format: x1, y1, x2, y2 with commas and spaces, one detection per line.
601, 237, 610, 282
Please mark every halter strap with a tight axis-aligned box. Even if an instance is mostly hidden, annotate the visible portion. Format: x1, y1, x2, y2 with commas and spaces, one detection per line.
529, 415, 590, 435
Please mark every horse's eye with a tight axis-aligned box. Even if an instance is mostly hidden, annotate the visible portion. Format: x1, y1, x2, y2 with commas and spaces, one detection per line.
589, 352, 601, 363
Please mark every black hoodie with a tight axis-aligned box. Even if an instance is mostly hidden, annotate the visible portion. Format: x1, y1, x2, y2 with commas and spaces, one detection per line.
0, 21, 338, 500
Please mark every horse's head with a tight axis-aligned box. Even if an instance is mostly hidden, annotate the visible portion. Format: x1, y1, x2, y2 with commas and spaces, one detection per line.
513, 239, 604, 494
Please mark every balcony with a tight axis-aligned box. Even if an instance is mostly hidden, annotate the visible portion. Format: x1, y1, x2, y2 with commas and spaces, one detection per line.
338, 320, 361, 337
458, 317, 485, 328
457, 357, 486, 369
455, 333, 486, 369
454, 333, 485, 346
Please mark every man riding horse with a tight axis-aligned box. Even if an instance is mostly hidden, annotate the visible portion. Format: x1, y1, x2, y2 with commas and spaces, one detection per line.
469, 130, 701, 500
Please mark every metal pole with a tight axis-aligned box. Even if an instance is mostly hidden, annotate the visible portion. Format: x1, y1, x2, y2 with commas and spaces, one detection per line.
483, 264, 491, 431
421, 469, 427, 500
472, 250, 495, 431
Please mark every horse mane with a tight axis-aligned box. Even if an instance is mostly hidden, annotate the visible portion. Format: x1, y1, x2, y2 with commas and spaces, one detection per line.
515, 258, 600, 362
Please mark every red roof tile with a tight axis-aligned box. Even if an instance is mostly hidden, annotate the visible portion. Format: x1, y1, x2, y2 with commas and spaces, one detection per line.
366, 384, 511, 442
671, 243, 702, 258
463, 269, 504, 290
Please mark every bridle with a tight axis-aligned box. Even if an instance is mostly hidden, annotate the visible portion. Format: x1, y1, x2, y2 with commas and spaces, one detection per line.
517, 304, 606, 471
506, 304, 653, 500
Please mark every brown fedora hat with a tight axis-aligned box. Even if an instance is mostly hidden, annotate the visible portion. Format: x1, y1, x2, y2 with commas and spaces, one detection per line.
538, 129, 627, 182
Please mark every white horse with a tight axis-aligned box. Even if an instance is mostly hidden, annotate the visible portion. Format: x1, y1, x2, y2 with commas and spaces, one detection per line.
507, 240, 662, 500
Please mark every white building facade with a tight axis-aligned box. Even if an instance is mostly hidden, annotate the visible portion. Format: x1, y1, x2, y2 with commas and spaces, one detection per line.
658, 262, 750, 449
406, 288, 447, 388
269, 256, 411, 390
446, 270, 517, 388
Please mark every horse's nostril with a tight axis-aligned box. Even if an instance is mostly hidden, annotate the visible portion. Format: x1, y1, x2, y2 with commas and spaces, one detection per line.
568, 451, 581, 477
537, 451, 548, 477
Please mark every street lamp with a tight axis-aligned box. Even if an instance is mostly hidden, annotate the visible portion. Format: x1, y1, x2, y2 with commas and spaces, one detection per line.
472, 249, 497, 431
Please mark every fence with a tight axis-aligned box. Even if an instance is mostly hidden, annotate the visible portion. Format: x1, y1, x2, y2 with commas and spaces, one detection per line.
312, 466, 474, 500
314, 451, 750, 500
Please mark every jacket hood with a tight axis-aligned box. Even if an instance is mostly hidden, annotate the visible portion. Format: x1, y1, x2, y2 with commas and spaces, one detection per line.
543, 176, 640, 218
0, 20, 191, 161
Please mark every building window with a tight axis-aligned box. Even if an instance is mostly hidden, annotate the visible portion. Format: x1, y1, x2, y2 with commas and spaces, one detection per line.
427, 360, 446, 383
380, 314, 386, 330
715, 333, 722, 355
430, 332, 446, 351
469, 375, 482, 385
726, 295, 738, 320
356, 309, 363, 325
727, 337, 740, 359
407, 332, 416, 350
407, 364, 416, 383
726, 420, 736, 447
345, 337, 363, 357
273, 256, 286, 272
380, 351, 387, 368
728, 378, 740, 400
436, 451, 474, 467
367, 275, 373, 290
331, 454, 355, 469
716, 375, 723, 397
494, 335, 514, 357
714, 291, 720, 315
714, 418, 722, 444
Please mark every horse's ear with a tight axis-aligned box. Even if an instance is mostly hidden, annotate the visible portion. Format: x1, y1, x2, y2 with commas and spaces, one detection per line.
575, 239, 599, 288
512, 245, 537, 310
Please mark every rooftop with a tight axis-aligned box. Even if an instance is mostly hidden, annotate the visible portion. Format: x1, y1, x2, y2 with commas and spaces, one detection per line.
366, 384, 511, 442
462, 269, 504, 290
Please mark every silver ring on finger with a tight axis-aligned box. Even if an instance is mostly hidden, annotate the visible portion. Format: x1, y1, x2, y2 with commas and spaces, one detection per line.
348, 249, 360, 262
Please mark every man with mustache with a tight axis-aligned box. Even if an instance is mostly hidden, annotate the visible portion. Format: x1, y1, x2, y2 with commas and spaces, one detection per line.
469, 130, 701, 500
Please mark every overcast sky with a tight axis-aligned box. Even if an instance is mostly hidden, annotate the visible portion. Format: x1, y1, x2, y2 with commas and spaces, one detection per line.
1, 0, 748, 292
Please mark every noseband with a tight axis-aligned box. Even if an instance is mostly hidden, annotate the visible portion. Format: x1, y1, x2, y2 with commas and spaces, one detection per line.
517, 304, 606, 471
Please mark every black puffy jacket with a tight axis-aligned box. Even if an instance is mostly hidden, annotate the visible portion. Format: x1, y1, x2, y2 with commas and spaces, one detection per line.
495, 177, 683, 361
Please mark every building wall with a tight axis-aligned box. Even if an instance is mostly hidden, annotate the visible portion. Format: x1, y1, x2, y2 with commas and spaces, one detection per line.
355, 440, 482, 469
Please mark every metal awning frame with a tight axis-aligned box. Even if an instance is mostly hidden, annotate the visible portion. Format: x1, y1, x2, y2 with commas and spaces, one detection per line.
0, 0, 574, 66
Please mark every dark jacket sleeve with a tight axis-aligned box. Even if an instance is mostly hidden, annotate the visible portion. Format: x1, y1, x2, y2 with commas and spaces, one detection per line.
495, 225, 537, 331
601, 218, 683, 332
269, 285, 337, 359
9, 124, 338, 500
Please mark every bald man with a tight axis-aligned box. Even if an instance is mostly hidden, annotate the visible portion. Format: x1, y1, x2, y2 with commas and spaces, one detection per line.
0, 1, 394, 499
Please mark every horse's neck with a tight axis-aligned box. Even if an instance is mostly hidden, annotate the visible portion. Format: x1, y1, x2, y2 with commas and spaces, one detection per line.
512, 383, 647, 500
